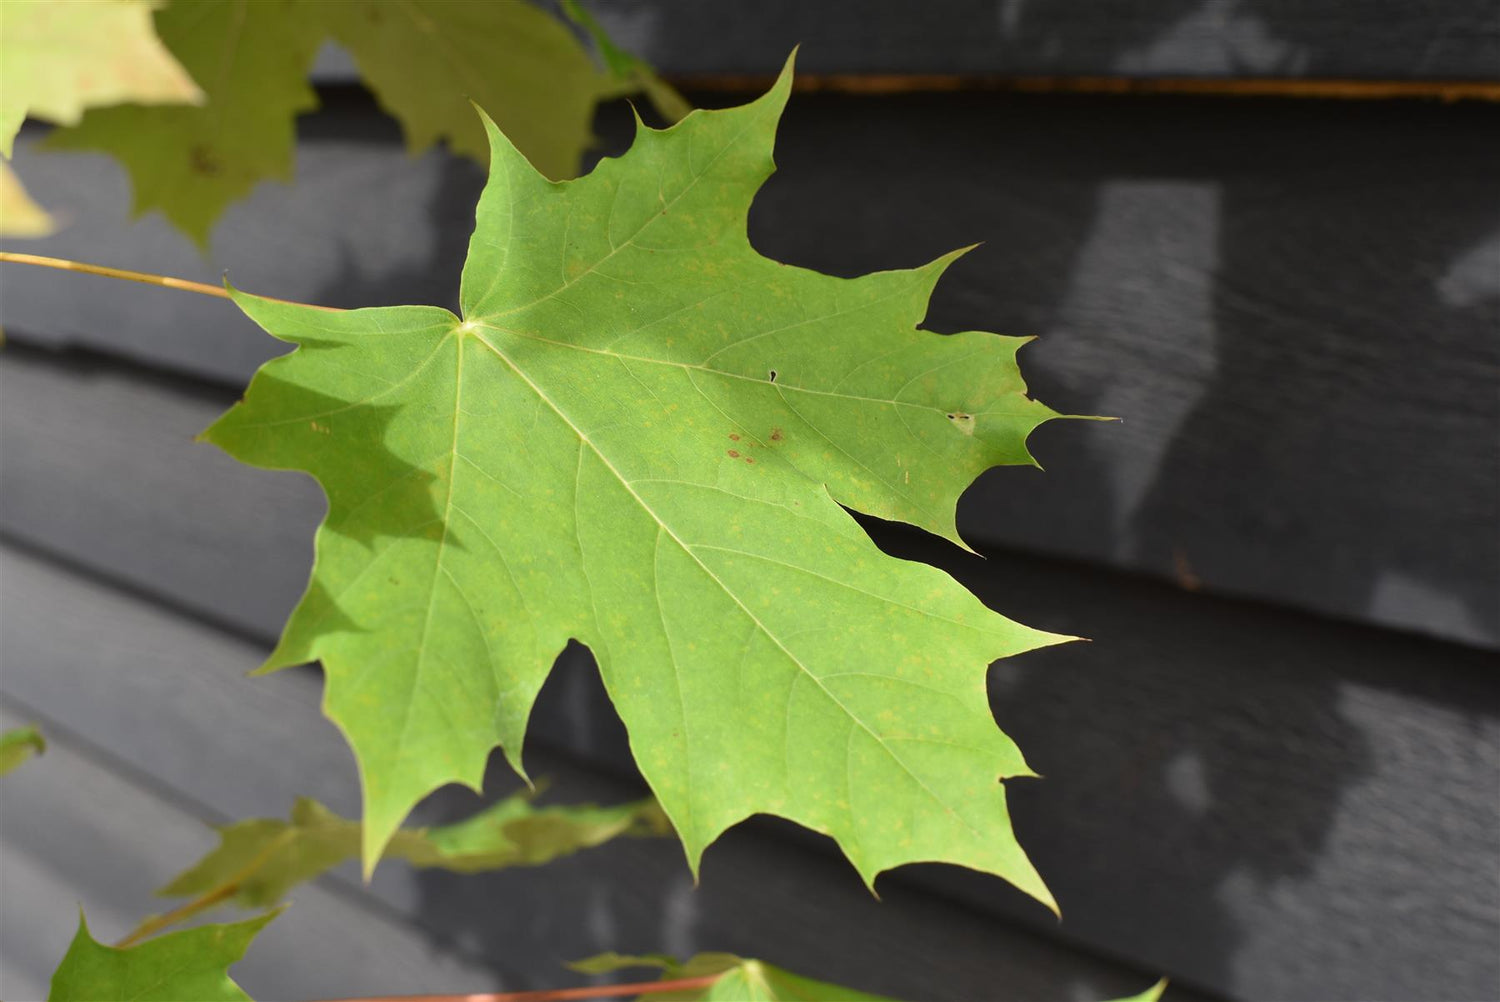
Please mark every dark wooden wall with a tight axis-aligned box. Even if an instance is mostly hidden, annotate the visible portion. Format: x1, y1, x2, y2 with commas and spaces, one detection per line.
2, 3, 1497, 1000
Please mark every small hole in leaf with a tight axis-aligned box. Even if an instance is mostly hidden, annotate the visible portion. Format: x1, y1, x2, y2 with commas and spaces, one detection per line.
947, 412, 976, 436
768, 369, 778, 383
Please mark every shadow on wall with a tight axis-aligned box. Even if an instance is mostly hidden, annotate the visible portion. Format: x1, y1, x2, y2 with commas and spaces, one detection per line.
973, 0, 1500, 643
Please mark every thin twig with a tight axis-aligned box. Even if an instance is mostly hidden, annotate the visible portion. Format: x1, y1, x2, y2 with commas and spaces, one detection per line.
115, 828, 297, 947
316, 974, 723, 1002
0, 251, 342, 311
114, 883, 240, 948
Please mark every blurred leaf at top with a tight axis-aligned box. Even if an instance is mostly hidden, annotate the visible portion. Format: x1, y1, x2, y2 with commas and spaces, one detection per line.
38, 0, 689, 245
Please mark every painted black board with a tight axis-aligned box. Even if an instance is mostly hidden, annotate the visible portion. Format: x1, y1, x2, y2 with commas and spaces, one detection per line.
1, 350, 1497, 1000
4, 86, 1496, 647
0, 547, 1190, 1002
583, 1, 1500, 80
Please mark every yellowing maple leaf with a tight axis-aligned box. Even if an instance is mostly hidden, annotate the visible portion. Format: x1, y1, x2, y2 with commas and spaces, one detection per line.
0, 0, 202, 158
0, 161, 53, 237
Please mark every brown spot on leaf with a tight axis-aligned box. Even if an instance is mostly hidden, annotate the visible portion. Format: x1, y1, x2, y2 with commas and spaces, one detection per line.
189, 144, 222, 176
770, 428, 784, 442
745, 457, 755, 464
729, 433, 741, 441
727, 449, 740, 458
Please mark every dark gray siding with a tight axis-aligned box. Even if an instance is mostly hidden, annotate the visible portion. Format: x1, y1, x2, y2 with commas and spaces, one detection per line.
1, 6, 1497, 999
592, 0, 1500, 79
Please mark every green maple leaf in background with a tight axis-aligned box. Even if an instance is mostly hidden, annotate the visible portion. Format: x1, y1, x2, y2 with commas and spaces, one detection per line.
205, 58, 1071, 909
318, 0, 686, 181
0, 724, 46, 775
158, 789, 667, 911
48, 911, 275, 1002
45, 0, 322, 246
40, 0, 685, 244
573, 952, 900, 1001
0, 0, 202, 158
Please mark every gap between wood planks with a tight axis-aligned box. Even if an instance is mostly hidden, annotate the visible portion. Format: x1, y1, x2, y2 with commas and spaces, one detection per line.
671, 73, 1500, 102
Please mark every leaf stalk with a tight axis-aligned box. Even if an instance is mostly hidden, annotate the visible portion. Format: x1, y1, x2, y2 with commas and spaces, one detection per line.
0, 251, 341, 311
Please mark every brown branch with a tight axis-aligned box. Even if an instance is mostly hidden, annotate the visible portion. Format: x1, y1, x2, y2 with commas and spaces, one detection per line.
316, 974, 723, 1002
0, 251, 342, 311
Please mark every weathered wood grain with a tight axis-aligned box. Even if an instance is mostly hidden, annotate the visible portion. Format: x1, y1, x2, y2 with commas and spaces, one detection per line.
4, 90, 1494, 646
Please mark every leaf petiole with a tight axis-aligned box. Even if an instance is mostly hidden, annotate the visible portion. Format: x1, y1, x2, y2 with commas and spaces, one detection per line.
0, 251, 341, 311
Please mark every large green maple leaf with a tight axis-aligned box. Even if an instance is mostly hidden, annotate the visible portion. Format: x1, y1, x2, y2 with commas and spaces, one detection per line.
205, 59, 1068, 909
